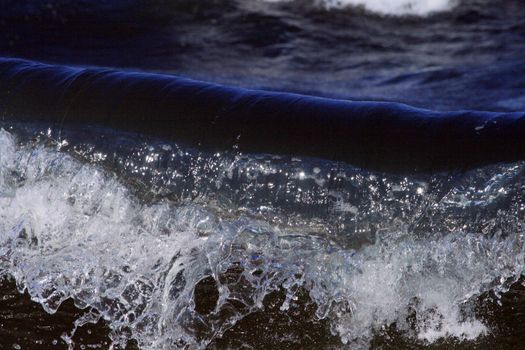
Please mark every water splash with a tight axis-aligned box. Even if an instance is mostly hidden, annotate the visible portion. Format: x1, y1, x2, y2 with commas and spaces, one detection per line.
1, 125, 525, 349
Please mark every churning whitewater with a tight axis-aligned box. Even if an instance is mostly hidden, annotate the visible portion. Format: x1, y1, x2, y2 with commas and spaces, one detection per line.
263, 0, 456, 16
1, 125, 525, 349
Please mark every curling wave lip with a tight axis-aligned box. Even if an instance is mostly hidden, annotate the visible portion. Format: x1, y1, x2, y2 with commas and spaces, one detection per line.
1, 57, 525, 174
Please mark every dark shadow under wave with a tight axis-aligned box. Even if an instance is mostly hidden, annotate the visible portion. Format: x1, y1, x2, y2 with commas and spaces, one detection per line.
1, 57, 525, 173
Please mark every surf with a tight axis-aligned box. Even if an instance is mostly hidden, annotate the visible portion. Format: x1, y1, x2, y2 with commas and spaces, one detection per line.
1, 116, 525, 348
262, 0, 457, 16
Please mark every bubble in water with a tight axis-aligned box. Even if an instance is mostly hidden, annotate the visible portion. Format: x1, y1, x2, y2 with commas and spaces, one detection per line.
1, 125, 525, 349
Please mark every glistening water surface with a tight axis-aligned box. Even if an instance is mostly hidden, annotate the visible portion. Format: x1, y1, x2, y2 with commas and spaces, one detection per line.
1, 124, 525, 349
2, 0, 525, 349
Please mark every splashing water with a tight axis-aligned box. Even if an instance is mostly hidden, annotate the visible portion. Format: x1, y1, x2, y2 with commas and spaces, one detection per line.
1, 124, 525, 349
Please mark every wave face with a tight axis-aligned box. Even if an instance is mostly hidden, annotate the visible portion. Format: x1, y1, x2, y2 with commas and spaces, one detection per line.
2, 57, 525, 175
1, 124, 525, 349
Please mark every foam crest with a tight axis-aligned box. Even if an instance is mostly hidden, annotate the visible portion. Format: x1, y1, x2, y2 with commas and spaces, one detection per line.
1, 126, 525, 349
328, 0, 455, 15
264, 0, 456, 15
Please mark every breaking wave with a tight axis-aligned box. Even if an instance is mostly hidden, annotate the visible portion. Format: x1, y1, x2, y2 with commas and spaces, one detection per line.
1, 124, 525, 349
263, 0, 457, 15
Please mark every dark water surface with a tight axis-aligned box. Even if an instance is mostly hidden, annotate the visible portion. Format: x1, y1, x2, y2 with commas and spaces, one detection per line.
2, 1, 525, 349
2, 0, 525, 110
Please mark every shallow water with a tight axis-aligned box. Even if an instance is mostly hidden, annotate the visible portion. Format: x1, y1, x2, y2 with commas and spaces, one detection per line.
1, 124, 525, 349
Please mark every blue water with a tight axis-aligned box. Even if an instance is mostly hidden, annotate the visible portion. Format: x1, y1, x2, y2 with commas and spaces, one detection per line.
1, 1, 525, 349
2, 0, 525, 111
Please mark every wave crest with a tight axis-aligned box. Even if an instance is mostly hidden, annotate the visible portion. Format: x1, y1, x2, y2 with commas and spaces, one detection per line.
264, 0, 456, 16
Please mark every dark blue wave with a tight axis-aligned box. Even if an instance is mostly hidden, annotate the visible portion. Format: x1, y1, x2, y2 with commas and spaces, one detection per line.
1, 57, 524, 173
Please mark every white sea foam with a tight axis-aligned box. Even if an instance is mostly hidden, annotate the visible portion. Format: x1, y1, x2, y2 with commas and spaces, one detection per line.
1, 126, 525, 349
263, 0, 456, 16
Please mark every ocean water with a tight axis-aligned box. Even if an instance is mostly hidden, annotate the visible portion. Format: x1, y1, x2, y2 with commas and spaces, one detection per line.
2, 0, 525, 111
1, 1, 525, 349
1, 122, 525, 349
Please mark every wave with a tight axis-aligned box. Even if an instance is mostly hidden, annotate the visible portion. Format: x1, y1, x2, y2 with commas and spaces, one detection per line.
1, 123, 525, 349
1, 57, 525, 174
2, 57, 525, 348
263, 0, 457, 15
